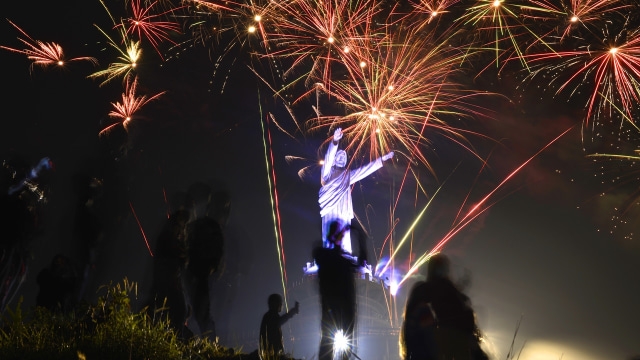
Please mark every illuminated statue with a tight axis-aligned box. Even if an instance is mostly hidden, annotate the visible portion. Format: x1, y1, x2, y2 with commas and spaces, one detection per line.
319, 128, 394, 253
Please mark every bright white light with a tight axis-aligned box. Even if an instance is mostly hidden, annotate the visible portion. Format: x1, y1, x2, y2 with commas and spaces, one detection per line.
375, 128, 381, 133
248, 26, 256, 33
360, 61, 366, 68
570, 15, 578, 22
610, 47, 618, 54
431, 11, 438, 17
328, 36, 335, 43
57, 61, 64, 66
254, 15, 262, 21
493, 0, 500, 6
389, 116, 395, 121
343, 46, 350, 53
333, 330, 349, 354
390, 281, 399, 296
388, 85, 394, 90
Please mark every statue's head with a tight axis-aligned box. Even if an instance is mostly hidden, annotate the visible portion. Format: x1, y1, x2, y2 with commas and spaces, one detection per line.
335, 150, 347, 168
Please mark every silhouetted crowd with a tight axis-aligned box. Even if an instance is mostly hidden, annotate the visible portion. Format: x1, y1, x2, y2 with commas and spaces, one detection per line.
2, 147, 490, 360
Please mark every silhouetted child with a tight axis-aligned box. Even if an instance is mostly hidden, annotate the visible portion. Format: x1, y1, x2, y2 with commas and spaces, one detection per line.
401, 253, 487, 360
259, 294, 300, 358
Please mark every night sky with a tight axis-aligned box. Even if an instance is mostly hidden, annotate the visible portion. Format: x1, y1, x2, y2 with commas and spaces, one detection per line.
1, 1, 639, 359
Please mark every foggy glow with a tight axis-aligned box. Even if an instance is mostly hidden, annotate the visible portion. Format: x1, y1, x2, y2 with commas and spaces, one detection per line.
515, 340, 605, 360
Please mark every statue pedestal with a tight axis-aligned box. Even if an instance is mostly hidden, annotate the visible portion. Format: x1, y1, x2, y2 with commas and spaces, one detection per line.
303, 256, 373, 280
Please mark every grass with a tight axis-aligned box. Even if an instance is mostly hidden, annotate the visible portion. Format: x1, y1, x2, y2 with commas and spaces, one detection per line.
0, 279, 255, 360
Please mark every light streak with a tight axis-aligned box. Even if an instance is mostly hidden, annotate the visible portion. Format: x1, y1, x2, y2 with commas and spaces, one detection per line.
258, 89, 289, 309
376, 174, 449, 277
129, 201, 153, 257
398, 126, 574, 287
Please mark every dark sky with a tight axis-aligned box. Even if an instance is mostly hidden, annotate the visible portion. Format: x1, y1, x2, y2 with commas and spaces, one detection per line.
2, 1, 639, 359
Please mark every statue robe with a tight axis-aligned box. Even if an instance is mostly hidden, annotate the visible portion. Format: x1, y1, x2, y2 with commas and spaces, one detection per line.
319, 140, 382, 253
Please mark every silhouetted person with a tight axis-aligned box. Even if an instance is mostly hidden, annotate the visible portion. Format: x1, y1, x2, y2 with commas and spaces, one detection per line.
401, 253, 487, 360
1, 153, 51, 315
71, 171, 105, 305
259, 294, 300, 359
184, 216, 223, 340
314, 221, 358, 360
184, 183, 225, 341
147, 209, 191, 337
36, 254, 79, 312
401, 279, 437, 360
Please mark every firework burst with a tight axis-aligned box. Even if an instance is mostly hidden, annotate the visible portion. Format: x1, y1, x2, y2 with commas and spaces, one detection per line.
0, 20, 97, 71
523, 26, 640, 134
264, 0, 384, 87
526, 0, 630, 42
410, 0, 462, 25
102, 76, 165, 134
308, 28, 491, 171
117, 0, 185, 59
457, 0, 556, 71
185, 0, 273, 44
88, 26, 142, 86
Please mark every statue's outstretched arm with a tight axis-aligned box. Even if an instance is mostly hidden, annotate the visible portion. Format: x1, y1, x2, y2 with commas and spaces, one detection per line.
349, 151, 394, 184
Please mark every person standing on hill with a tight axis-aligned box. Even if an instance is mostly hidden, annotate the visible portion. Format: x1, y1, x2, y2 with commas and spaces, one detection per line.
401, 253, 487, 360
259, 293, 300, 359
